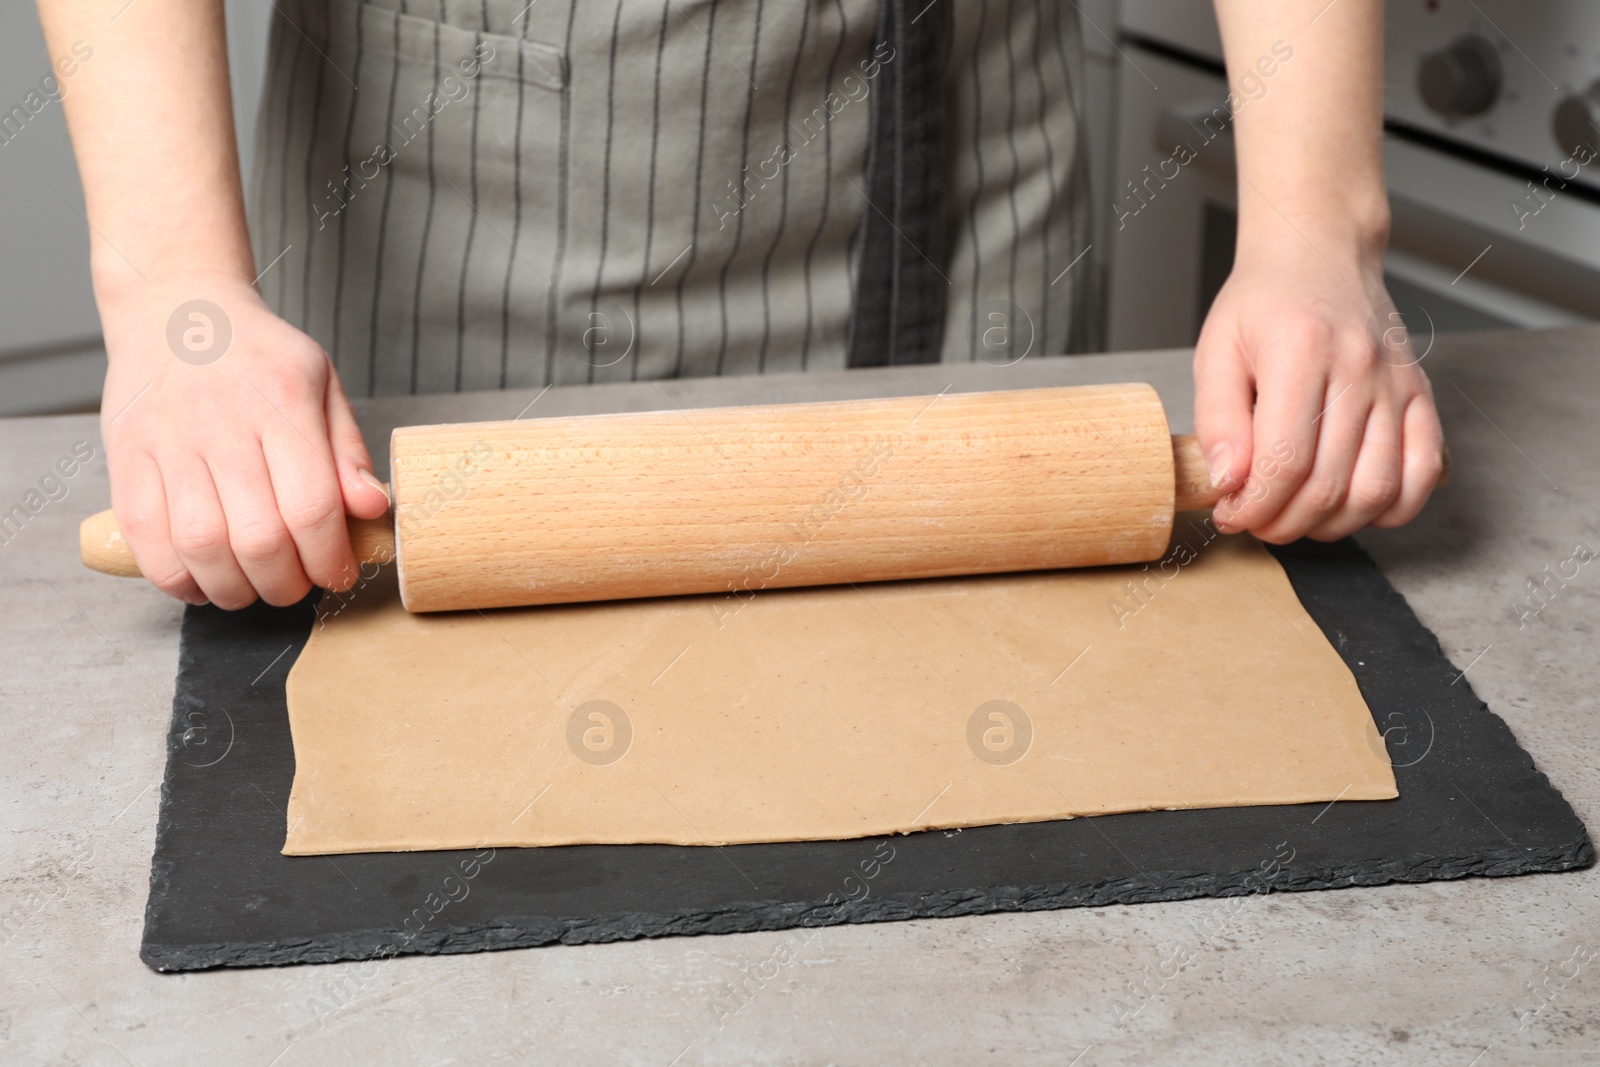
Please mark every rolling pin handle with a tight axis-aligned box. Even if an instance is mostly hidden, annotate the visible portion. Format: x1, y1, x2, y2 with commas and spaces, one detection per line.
1170, 433, 1452, 513
78, 509, 398, 580
1171, 435, 1221, 512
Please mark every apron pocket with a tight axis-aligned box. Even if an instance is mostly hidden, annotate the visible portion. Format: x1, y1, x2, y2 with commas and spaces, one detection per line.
259, 0, 568, 395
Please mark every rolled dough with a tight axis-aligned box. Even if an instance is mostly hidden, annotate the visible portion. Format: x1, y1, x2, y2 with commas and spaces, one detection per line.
283, 525, 1396, 855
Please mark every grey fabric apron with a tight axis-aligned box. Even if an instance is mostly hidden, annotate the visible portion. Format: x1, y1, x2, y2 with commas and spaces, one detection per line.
249, 0, 1092, 396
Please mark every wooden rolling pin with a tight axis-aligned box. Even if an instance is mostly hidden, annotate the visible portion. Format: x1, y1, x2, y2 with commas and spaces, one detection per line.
76, 383, 1388, 612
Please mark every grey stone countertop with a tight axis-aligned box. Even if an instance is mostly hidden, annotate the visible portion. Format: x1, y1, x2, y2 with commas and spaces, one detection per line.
1, 327, 1595, 1066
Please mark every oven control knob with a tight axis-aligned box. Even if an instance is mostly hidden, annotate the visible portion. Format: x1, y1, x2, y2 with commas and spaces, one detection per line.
1418, 33, 1503, 118
1554, 82, 1600, 158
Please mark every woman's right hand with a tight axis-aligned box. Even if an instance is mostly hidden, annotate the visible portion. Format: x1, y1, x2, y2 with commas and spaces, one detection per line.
99, 272, 391, 609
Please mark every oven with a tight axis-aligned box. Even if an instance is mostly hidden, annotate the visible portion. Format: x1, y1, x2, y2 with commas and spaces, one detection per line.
1103, 0, 1600, 352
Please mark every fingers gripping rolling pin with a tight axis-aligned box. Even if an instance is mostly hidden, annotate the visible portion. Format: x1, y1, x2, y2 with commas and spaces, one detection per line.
78, 384, 1422, 612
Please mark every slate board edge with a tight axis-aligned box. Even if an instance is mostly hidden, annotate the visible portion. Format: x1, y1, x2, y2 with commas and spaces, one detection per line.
141, 838, 1593, 972
139, 607, 210, 971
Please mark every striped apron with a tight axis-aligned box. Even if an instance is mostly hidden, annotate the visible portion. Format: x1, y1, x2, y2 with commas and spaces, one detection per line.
249, 0, 1093, 396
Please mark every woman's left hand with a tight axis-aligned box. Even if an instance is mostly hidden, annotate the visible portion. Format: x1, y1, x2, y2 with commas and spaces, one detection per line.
1192, 235, 1445, 543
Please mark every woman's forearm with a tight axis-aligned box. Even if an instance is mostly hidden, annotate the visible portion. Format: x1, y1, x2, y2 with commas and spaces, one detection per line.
1212, 0, 1390, 259
35, 0, 253, 305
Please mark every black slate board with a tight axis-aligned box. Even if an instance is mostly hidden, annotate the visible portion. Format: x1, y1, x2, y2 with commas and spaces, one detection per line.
141, 539, 1593, 972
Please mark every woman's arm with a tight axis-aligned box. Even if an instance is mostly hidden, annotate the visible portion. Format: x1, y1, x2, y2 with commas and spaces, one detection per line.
37, 0, 388, 607
1200, 0, 1444, 542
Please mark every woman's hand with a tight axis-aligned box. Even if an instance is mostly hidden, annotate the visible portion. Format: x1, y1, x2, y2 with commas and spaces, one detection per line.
1202, 0, 1444, 543
1193, 237, 1444, 543
37, 0, 385, 608
100, 272, 390, 608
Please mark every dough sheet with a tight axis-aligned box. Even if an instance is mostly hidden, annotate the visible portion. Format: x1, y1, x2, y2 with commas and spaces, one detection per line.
283, 525, 1397, 854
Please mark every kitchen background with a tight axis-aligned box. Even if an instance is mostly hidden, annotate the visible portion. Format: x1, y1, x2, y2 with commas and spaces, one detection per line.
3, 0, 1598, 416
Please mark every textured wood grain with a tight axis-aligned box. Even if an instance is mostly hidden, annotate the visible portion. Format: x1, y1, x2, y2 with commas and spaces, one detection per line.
390, 384, 1176, 611
1172, 435, 1221, 511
